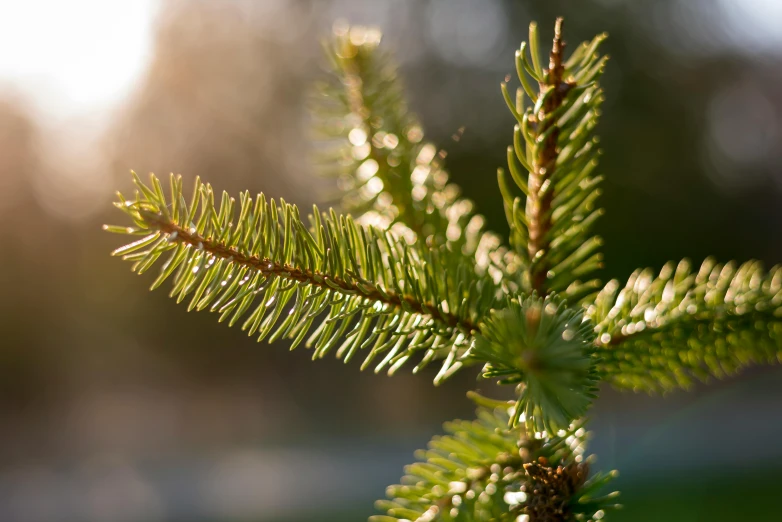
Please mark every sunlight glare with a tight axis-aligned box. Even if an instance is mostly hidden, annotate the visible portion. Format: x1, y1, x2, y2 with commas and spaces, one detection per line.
0, 0, 158, 118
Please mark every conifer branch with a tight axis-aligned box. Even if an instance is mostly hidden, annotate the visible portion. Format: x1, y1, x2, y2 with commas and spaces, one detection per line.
499, 20, 607, 302
100, 16, 782, 522
146, 216, 478, 332
313, 24, 519, 288
588, 258, 782, 391
108, 173, 601, 433
106, 173, 502, 382
372, 406, 618, 522
527, 17, 567, 294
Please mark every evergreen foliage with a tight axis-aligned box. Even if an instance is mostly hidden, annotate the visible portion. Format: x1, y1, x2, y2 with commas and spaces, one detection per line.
471, 296, 599, 433
498, 21, 606, 302
105, 17, 782, 521
589, 258, 782, 392
372, 406, 618, 522
312, 25, 518, 285
106, 172, 498, 381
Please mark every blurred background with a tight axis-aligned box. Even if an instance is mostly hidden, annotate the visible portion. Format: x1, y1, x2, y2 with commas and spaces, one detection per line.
1, 0, 781, 520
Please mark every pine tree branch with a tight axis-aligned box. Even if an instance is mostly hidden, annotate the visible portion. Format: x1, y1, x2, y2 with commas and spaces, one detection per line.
587, 258, 782, 392
527, 18, 568, 294
499, 20, 608, 303
108, 172, 606, 431
313, 24, 519, 290
106, 172, 502, 382
99, 16, 782, 522
314, 25, 421, 232
142, 211, 478, 332
372, 406, 618, 522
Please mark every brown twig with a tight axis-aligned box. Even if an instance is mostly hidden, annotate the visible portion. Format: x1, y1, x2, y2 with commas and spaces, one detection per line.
527, 17, 572, 295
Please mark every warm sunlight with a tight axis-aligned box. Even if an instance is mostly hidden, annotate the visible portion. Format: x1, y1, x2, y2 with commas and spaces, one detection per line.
0, 0, 158, 118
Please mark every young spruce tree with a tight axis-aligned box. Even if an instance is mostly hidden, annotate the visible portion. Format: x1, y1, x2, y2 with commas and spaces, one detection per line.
105, 18, 782, 522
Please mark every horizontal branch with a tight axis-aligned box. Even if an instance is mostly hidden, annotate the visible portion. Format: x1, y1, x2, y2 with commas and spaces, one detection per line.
147, 212, 478, 333
106, 172, 501, 382
588, 258, 782, 391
